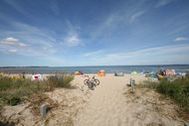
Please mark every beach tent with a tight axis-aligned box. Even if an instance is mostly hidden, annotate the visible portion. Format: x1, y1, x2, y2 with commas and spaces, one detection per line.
157, 69, 176, 80
98, 70, 106, 77
31, 74, 42, 81
165, 69, 176, 76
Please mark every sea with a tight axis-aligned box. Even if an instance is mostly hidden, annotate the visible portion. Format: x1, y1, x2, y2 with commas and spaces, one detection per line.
0, 65, 189, 74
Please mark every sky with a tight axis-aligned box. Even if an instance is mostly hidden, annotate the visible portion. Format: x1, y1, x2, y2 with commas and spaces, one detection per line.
0, 0, 189, 66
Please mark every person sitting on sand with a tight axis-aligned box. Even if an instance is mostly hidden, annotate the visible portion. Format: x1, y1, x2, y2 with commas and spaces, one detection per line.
157, 69, 166, 80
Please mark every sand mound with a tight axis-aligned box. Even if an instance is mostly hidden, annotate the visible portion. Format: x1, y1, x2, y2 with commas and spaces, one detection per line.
0, 80, 89, 126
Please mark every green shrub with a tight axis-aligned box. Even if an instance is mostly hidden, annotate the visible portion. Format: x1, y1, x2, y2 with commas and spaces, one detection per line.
0, 77, 13, 91
0, 74, 74, 107
139, 80, 159, 89
143, 77, 189, 112
47, 74, 74, 88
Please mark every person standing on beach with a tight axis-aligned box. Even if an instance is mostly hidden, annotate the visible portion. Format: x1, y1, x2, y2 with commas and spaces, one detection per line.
22, 72, 25, 79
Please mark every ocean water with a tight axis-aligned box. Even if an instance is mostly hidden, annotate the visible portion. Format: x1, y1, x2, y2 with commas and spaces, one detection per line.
0, 65, 189, 74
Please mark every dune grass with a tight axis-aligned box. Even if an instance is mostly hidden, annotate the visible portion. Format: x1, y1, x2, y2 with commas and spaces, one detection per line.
141, 76, 189, 112
47, 74, 74, 88
0, 74, 74, 108
156, 78, 189, 111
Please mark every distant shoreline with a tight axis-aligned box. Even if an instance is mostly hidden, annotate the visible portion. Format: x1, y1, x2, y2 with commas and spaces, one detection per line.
0, 64, 189, 74
0, 64, 189, 68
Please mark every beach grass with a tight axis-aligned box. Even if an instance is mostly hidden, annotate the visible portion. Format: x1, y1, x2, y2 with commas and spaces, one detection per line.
157, 78, 189, 111
0, 74, 74, 107
141, 76, 189, 112
47, 74, 74, 88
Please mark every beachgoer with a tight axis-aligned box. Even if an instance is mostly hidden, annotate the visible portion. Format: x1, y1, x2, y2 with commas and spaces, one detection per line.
22, 72, 25, 79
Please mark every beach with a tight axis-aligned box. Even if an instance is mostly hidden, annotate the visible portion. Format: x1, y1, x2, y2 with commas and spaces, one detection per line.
73, 74, 183, 126
0, 73, 185, 126
1, 0, 189, 125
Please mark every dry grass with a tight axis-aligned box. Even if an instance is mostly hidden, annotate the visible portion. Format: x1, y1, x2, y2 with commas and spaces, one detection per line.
27, 93, 58, 116
0, 74, 74, 124
47, 74, 74, 88
0, 74, 74, 107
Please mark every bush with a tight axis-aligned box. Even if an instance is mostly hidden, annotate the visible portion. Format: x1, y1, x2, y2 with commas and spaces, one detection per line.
139, 80, 159, 89
47, 74, 74, 88
157, 78, 189, 110
142, 77, 189, 112
0, 74, 74, 107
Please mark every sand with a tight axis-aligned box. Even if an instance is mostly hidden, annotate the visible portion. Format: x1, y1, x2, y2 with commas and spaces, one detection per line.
73, 74, 183, 126
0, 74, 185, 126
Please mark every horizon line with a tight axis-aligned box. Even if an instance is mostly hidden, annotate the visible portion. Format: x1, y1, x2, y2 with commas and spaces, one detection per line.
0, 64, 189, 68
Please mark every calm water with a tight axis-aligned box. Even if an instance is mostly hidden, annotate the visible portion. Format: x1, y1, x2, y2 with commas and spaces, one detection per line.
0, 65, 189, 74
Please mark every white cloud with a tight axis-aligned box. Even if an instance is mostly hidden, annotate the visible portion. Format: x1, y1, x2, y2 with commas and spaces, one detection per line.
64, 34, 81, 47
1, 37, 18, 45
84, 44, 189, 65
89, 5, 147, 40
11, 22, 56, 45
174, 37, 188, 41
83, 50, 104, 57
3, 0, 31, 18
130, 11, 145, 23
8, 49, 17, 53
63, 20, 82, 47
155, 0, 176, 8
89, 13, 123, 39
0, 22, 58, 57
0, 37, 27, 47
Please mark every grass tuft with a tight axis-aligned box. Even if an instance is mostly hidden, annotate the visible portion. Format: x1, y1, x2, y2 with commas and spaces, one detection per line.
0, 74, 74, 107
156, 78, 189, 111
47, 74, 74, 88
140, 77, 189, 112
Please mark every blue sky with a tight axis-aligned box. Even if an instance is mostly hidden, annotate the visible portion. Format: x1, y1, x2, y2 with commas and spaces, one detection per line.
0, 0, 189, 66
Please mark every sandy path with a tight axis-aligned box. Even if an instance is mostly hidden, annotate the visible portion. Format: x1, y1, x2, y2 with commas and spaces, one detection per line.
74, 74, 141, 126
74, 74, 183, 126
